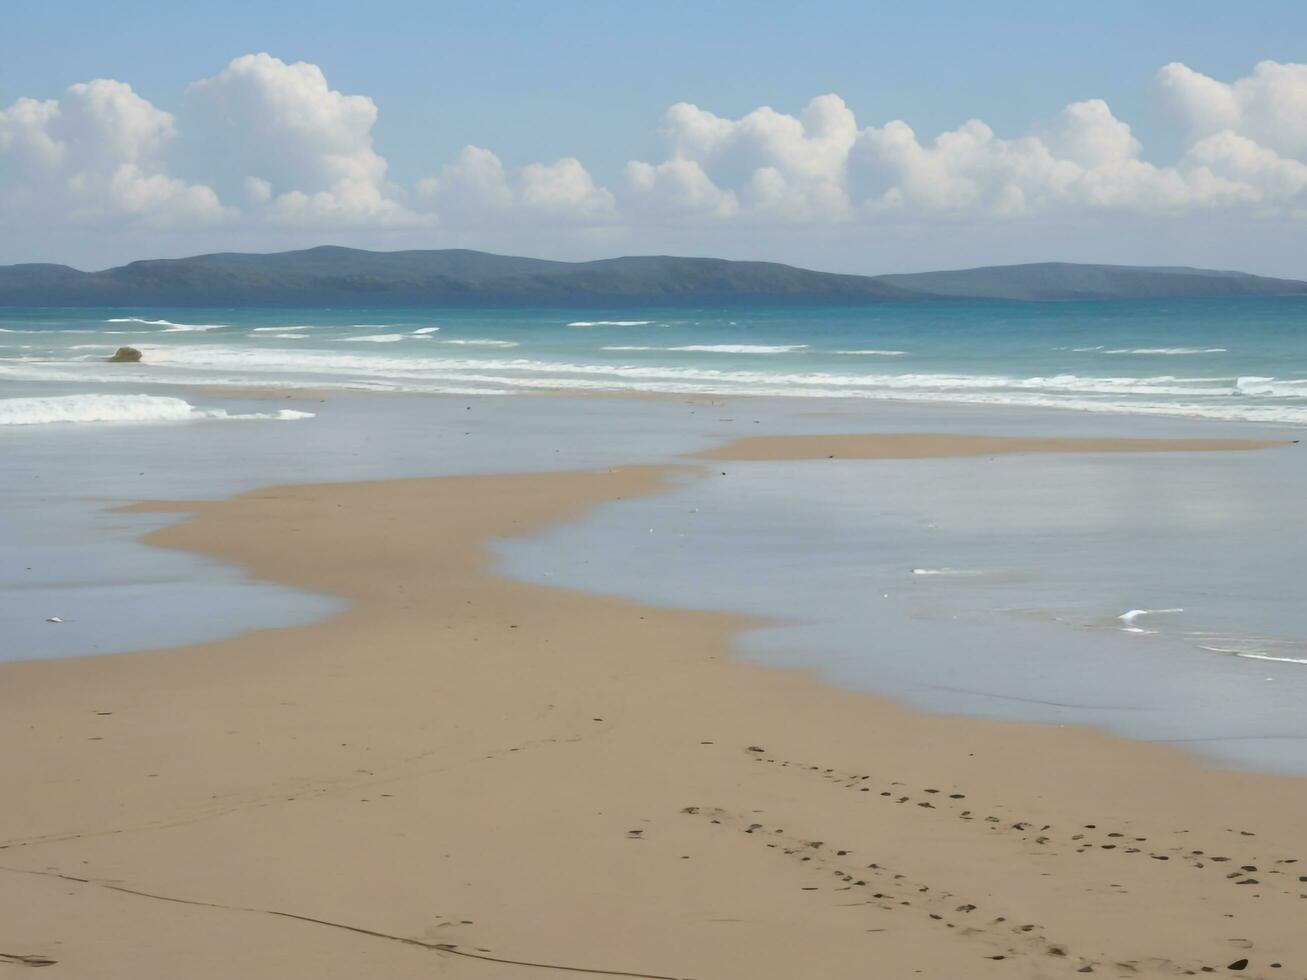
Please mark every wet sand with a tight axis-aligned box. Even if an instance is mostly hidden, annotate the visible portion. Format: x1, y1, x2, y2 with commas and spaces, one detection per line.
1, 433, 1305, 979
694, 432, 1292, 460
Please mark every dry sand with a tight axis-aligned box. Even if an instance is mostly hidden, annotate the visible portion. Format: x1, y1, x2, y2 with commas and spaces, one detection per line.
1, 433, 1304, 980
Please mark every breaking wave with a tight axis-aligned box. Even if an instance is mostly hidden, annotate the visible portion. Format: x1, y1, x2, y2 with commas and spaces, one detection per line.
105, 318, 227, 332
567, 320, 655, 327
0, 393, 314, 425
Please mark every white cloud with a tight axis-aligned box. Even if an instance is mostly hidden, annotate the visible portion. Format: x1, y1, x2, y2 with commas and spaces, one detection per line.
645, 94, 857, 219
623, 158, 738, 219
244, 176, 272, 203
626, 67, 1307, 223
3, 55, 1306, 264
0, 79, 229, 228
519, 157, 616, 220
1159, 60, 1307, 159
419, 146, 616, 223
186, 53, 421, 227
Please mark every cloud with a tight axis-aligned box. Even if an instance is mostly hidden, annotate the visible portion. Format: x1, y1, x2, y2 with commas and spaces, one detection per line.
644, 94, 857, 220
186, 53, 421, 227
623, 158, 738, 219
418, 146, 616, 223
3, 54, 1306, 261
1159, 60, 1307, 159
0, 79, 229, 228
625, 65, 1307, 223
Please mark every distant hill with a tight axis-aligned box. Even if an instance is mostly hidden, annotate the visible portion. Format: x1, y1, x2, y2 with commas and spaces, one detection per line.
0, 247, 1304, 306
877, 262, 1307, 301
0, 247, 915, 306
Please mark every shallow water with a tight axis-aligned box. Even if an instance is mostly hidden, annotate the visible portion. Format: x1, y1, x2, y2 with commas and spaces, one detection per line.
495, 421, 1307, 774
2, 380, 1305, 774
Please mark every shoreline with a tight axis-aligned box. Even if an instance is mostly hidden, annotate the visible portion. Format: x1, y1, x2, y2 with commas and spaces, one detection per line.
2, 435, 1306, 978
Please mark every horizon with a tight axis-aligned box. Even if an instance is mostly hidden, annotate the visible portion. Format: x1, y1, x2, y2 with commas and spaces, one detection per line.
4, 1, 1307, 278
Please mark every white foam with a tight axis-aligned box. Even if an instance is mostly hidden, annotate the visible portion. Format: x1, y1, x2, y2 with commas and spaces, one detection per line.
1235, 376, 1275, 396
567, 320, 655, 327
1102, 348, 1227, 355
1118, 608, 1184, 633
413, 327, 441, 334
441, 339, 520, 347
105, 317, 227, 332
835, 349, 907, 356
341, 334, 407, 343
9, 342, 1307, 426
1201, 647, 1307, 665
250, 332, 310, 339
0, 393, 314, 426
601, 344, 806, 354
911, 567, 982, 576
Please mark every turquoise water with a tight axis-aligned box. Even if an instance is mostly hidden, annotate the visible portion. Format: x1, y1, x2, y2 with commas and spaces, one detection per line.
2, 298, 1307, 424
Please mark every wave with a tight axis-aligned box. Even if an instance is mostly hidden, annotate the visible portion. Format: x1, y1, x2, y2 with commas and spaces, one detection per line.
567, 320, 655, 327
835, 349, 907, 356
674, 344, 806, 353
105, 317, 227, 332
602, 344, 806, 354
1200, 646, 1307, 665
911, 567, 982, 576
9, 345, 1307, 425
1102, 348, 1227, 355
341, 334, 407, 343
0, 393, 313, 426
413, 327, 441, 334
1118, 608, 1184, 633
250, 332, 310, 339
441, 339, 520, 347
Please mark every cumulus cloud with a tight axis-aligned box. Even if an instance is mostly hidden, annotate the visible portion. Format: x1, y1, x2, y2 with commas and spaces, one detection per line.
623, 158, 738, 219
186, 53, 421, 227
1159, 60, 1307, 159
642, 94, 857, 220
3, 54, 1306, 255
0, 79, 229, 228
418, 145, 616, 223
625, 63, 1307, 224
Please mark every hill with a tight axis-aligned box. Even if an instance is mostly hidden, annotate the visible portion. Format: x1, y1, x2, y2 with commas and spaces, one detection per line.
1, 248, 1304, 306
877, 262, 1307, 300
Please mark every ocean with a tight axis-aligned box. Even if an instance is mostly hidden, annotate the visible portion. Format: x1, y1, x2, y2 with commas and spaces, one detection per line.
2, 297, 1307, 424
3, 299, 1306, 773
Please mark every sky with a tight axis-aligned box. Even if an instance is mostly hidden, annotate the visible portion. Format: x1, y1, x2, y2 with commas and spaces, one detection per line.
2, 0, 1306, 277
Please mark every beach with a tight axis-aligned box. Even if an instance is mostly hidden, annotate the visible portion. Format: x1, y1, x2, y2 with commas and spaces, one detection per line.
3, 424, 1306, 980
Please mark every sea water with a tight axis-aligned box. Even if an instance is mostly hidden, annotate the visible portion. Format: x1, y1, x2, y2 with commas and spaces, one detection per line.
2, 300, 1306, 773
496, 433, 1307, 773
2, 297, 1306, 424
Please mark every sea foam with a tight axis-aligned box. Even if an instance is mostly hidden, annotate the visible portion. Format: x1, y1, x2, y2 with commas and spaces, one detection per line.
0, 393, 313, 425
1118, 608, 1184, 633
602, 344, 806, 354
567, 320, 655, 327
105, 318, 227, 332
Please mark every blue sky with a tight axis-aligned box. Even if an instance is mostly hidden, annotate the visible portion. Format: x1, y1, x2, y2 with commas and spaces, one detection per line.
3, 1, 1306, 275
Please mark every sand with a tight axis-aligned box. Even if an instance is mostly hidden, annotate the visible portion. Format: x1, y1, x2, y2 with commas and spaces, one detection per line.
694, 432, 1292, 460
1, 433, 1305, 980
